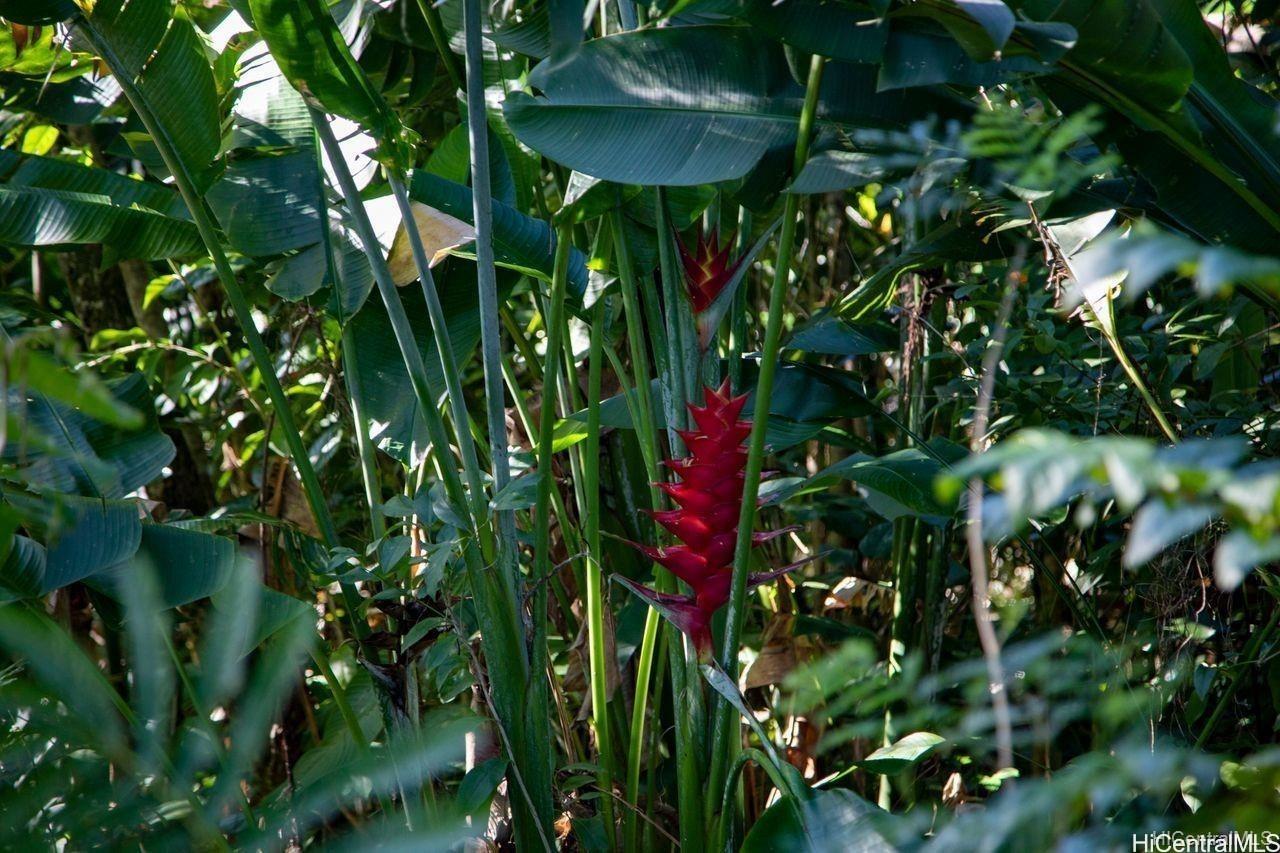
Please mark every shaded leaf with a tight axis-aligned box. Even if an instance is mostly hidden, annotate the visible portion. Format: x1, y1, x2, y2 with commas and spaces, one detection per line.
861, 731, 946, 774
1214, 530, 1280, 591
506, 25, 963, 186
1123, 501, 1216, 568
742, 788, 894, 853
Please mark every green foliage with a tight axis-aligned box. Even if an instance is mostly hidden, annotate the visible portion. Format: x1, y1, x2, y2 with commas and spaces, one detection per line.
0, 566, 473, 849
3, 0, 1280, 848
248, 0, 415, 167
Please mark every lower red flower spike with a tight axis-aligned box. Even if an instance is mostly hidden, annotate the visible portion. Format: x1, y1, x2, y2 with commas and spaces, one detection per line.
618, 380, 798, 658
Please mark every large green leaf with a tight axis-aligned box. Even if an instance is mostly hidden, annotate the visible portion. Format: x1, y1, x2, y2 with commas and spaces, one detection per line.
0, 72, 121, 124
0, 493, 142, 596
1008, 0, 1192, 112
230, 38, 316, 150
742, 788, 894, 853
93, 525, 237, 607
817, 447, 958, 524
0, 185, 201, 259
788, 129, 937, 194
0, 535, 44, 600
0, 149, 187, 217
348, 261, 514, 465
1072, 0, 1280, 253
81, 0, 223, 192
877, 29, 1048, 91
486, 3, 552, 58
0, 0, 78, 25
247, 0, 408, 165
4, 347, 141, 430
504, 25, 964, 185
929, 0, 1016, 57
992, 1, 1280, 249
562, 361, 876, 452
265, 168, 579, 315
736, 0, 888, 63
0, 606, 129, 759
0, 149, 197, 259
860, 731, 946, 774
1151, 0, 1280, 202
837, 215, 1007, 320
207, 151, 325, 257
1123, 500, 1216, 569
266, 219, 374, 315
1, 500, 243, 608
1068, 221, 1280, 302
785, 314, 898, 356
213, 581, 316, 660
3, 374, 175, 500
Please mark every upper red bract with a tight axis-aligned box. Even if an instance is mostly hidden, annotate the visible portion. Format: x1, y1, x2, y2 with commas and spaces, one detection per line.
677, 228, 743, 314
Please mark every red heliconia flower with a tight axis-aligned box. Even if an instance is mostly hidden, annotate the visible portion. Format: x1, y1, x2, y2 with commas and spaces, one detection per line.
616, 380, 798, 658
677, 227, 742, 315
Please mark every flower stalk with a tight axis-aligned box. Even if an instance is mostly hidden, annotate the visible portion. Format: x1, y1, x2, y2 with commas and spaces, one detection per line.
705, 51, 827, 836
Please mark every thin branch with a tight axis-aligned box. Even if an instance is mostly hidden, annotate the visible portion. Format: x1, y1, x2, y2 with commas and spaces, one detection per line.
966, 250, 1024, 775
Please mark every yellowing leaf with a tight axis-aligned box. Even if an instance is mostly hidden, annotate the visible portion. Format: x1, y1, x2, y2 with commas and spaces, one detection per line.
20, 125, 58, 155
386, 201, 476, 286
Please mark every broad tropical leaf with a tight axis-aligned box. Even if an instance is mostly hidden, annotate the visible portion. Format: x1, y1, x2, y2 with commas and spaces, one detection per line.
79, 0, 223, 191
505, 25, 965, 185
3, 374, 175, 500
247, 0, 410, 166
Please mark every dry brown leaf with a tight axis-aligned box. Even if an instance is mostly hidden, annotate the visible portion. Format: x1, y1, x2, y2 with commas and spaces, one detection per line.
387, 201, 476, 285
942, 771, 967, 808
744, 642, 798, 690
566, 602, 622, 720
263, 457, 320, 538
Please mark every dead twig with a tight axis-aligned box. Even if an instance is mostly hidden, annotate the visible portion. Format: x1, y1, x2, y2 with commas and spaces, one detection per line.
966, 248, 1024, 775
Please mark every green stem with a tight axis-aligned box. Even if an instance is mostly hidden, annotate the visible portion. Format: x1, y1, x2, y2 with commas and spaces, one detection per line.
654, 188, 690, 451
608, 214, 666, 853
727, 207, 752, 392
310, 645, 369, 755
415, 0, 465, 92
313, 117, 469, 528
163, 635, 257, 825
616, 0, 638, 30
530, 226, 575, 847
82, 18, 377, 652
502, 304, 545, 382
1194, 593, 1280, 749
624, 599, 660, 853
584, 299, 617, 847
341, 326, 387, 540
1089, 296, 1179, 443
311, 111, 385, 542
386, 173, 494, 556
500, 352, 583, 639
315, 114, 549, 847
463, 0, 519, 581
650, 192, 704, 849
707, 52, 826, 828
713, 748, 794, 852
610, 207, 662, 494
